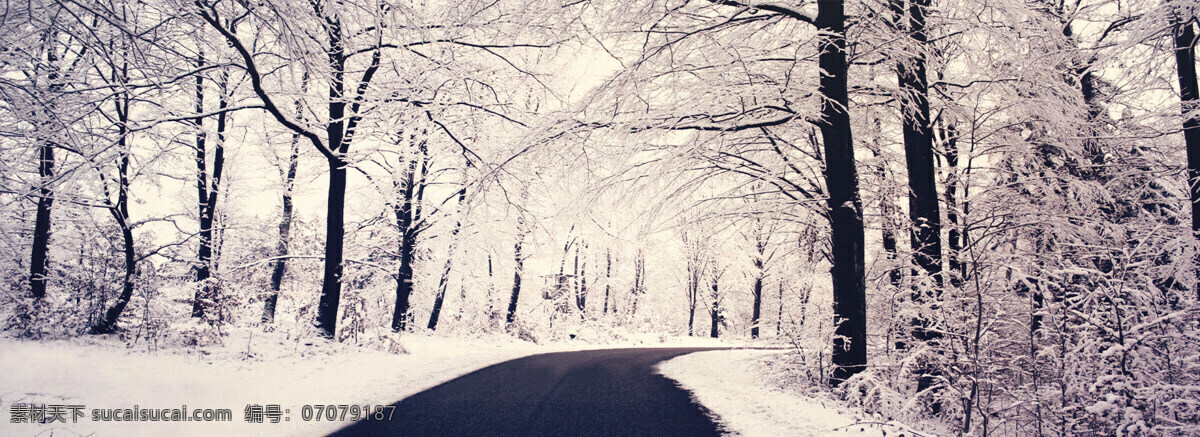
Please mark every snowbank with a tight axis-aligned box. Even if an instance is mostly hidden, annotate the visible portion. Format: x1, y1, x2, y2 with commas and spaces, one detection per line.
658, 349, 913, 436
0, 331, 553, 436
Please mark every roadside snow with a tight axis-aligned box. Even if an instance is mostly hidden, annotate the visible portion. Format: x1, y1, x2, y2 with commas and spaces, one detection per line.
0, 330, 741, 437
0, 331, 554, 437
658, 349, 909, 437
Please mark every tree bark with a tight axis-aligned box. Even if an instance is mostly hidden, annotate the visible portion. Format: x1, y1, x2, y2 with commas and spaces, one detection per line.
1173, 17, 1200, 241
263, 74, 306, 325
630, 249, 645, 316
891, 0, 944, 289
30, 139, 55, 300
603, 248, 612, 314
751, 232, 765, 339
709, 265, 720, 339
751, 272, 763, 339
891, 0, 944, 400
776, 281, 785, 336
192, 66, 229, 320
316, 157, 348, 336
29, 33, 66, 300
940, 122, 965, 288
315, 9, 350, 339
817, 0, 868, 386
506, 204, 527, 326
872, 143, 903, 288
428, 185, 467, 331
392, 139, 426, 332
577, 243, 588, 313
93, 89, 135, 334
686, 249, 699, 337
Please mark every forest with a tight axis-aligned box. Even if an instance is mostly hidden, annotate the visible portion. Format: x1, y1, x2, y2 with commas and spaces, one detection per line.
2, 0, 1199, 435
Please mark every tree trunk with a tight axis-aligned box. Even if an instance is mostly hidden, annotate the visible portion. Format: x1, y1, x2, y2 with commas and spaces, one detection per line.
316, 157, 348, 337
751, 272, 763, 339
486, 253, 496, 318
392, 147, 421, 332
506, 207, 527, 326
892, 0, 944, 400
428, 186, 467, 331
891, 0, 944, 288
687, 257, 698, 337
577, 243, 588, 313
573, 244, 581, 311
30, 139, 55, 300
710, 267, 720, 339
263, 74, 306, 325
30, 37, 65, 301
940, 122, 965, 288
603, 248, 611, 314
873, 144, 903, 288
687, 302, 696, 336
315, 22, 350, 338
192, 66, 229, 320
93, 92, 134, 334
1173, 17, 1200, 242
630, 249, 644, 316
777, 281, 785, 336
817, 0, 867, 386
263, 135, 297, 324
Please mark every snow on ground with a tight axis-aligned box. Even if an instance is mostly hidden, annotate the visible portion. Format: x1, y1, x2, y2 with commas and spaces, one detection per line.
0, 330, 560, 437
0, 329, 740, 437
658, 349, 915, 437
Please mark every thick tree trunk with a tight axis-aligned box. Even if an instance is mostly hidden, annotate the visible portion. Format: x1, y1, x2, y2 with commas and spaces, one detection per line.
392, 158, 419, 332
316, 158, 348, 337
892, 0, 944, 400
817, 1, 867, 386
30, 140, 55, 300
315, 33, 349, 338
891, 0, 944, 288
1173, 18, 1200, 241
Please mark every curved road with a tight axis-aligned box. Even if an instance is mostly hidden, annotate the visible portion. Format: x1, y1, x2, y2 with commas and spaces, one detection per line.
329, 347, 726, 437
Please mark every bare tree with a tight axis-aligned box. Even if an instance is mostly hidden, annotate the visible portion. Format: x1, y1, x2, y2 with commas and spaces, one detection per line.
195, 0, 384, 337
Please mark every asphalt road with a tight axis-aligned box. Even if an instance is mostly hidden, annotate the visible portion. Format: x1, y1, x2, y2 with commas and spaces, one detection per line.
328, 347, 726, 437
